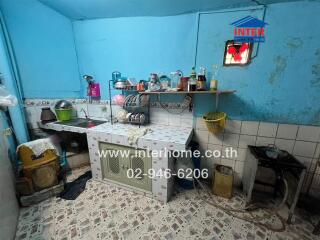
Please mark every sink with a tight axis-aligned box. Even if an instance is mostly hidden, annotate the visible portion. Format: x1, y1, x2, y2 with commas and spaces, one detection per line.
55, 118, 107, 128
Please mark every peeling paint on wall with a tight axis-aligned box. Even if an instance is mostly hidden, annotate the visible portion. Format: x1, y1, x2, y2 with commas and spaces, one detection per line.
286, 37, 303, 55
268, 56, 287, 84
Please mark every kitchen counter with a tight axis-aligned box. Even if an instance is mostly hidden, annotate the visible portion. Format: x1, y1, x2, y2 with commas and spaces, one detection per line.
40, 120, 194, 203
40, 121, 193, 151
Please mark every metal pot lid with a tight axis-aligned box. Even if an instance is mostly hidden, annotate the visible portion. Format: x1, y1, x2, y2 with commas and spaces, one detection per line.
55, 100, 72, 109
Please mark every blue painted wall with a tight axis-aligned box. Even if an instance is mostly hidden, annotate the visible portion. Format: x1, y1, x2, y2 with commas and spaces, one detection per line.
73, 1, 320, 125
195, 2, 320, 125
73, 14, 197, 99
0, 14, 29, 144
1, 1, 319, 125
0, 0, 81, 98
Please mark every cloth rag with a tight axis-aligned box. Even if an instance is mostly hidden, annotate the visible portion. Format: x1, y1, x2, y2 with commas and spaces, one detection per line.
17, 138, 58, 156
127, 128, 152, 146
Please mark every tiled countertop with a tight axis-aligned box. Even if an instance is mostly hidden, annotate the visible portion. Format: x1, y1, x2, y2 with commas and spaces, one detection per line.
40, 121, 193, 150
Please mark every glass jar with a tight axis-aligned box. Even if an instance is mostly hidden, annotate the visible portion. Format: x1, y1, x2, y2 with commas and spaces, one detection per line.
159, 75, 171, 90
188, 78, 197, 91
180, 77, 189, 91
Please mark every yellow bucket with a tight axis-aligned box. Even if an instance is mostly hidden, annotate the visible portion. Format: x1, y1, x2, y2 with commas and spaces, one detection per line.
203, 112, 227, 134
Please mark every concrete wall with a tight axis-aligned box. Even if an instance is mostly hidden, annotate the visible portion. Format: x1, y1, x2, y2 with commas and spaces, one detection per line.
73, 1, 320, 125
73, 13, 197, 98
1, 1, 319, 126
0, 0, 81, 98
194, 2, 320, 125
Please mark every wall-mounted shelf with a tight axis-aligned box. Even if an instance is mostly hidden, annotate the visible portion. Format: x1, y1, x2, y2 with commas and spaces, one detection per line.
139, 90, 236, 94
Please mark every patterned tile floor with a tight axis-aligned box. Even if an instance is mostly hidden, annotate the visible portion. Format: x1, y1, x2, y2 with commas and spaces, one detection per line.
15, 166, 319, 240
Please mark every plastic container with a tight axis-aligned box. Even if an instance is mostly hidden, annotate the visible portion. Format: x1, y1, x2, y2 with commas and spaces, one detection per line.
213, 165, 233, 199
55, 108, 72, 121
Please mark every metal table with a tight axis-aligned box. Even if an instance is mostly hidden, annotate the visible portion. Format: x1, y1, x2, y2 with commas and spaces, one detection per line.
242, 145, 306, 223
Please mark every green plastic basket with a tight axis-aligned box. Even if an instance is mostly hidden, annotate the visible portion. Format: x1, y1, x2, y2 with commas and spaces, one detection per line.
55, 108, 72, 121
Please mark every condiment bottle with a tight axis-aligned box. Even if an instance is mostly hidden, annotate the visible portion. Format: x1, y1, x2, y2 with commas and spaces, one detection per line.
179, 77, 189, 91
188, 67, 197, 91
197, 67, 206, 91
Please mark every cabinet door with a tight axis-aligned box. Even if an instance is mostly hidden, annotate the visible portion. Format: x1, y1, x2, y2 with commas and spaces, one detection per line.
126, 150, 152, 192
99, 142, 123, 183
99, 142, 152, 192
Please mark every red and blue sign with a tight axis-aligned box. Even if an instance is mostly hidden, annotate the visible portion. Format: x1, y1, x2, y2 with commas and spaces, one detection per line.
231, 16, 267, 42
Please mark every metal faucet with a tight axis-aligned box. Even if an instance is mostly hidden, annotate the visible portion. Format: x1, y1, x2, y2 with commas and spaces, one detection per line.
80, 108, 88, 119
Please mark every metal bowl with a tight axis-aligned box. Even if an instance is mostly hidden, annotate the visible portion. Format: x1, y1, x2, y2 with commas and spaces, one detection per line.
55, 100, 72, 109
114, 81, 127, 89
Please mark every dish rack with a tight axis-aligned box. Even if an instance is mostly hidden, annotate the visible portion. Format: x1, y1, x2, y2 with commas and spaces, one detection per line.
108, 79, 150, 126
122, 94, 150, 125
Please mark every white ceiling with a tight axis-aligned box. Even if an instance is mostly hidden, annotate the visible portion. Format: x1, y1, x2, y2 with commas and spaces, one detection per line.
38, 0, 303, 20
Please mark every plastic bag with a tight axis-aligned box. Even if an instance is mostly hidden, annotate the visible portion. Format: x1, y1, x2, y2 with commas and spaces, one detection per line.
0, 84, 17, 106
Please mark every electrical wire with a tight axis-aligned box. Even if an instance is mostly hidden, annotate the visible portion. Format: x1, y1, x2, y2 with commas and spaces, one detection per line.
194, 177, 288, 232
250, 0, 267, 60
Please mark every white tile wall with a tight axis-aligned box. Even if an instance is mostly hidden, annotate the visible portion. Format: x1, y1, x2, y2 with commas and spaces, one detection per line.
222, 133, 239, 147
194, 130, 209, 145
258, 122, 278, 137
256, 136, 275, 146
24, 99, 320, 196
194, 117, 320, 193
277, 124, 298, 140
315, 143, 320, 159
241, 121, 259, 135
293, 141, 317, 158
196, 117, 207, 130
296, 125, 320, 142
275, 138, 295, 153
239, 135, 256, 148
24, 99, 193, 130
224, 119, 241, 134
208, 132, 223, 145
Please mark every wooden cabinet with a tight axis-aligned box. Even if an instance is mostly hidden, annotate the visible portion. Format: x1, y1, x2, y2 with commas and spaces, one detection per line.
99, 142, 152, 192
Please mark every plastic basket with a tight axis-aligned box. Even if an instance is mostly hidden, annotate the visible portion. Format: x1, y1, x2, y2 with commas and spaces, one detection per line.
203, 112, 227, 134
55, 108, 72, 121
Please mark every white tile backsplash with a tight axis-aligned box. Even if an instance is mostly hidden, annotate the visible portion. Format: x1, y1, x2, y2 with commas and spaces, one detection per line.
236, 148, 247, 162
74, 104, 88, 118
315, 143, 320, 159
258, 122, 278, 137
25, 101, 320, 194
196, 117, 207, 130
221, 146, 237, 160
241, 121, 259, 136
235, 161, 245, 174
222, 133, 239, 147
239, 135, 256, 148
296, 125, 320, 142
208, 133, 224, 145
256, 136, 275, 146
293, 141, 317, 158
274, 138, 295, 153
294, 156, 313, 170
194, 130, 209, 144
220, 158, 235, 170
277, 124, 298, 140
87, 103, 108, 119
224, 119, 242, 134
